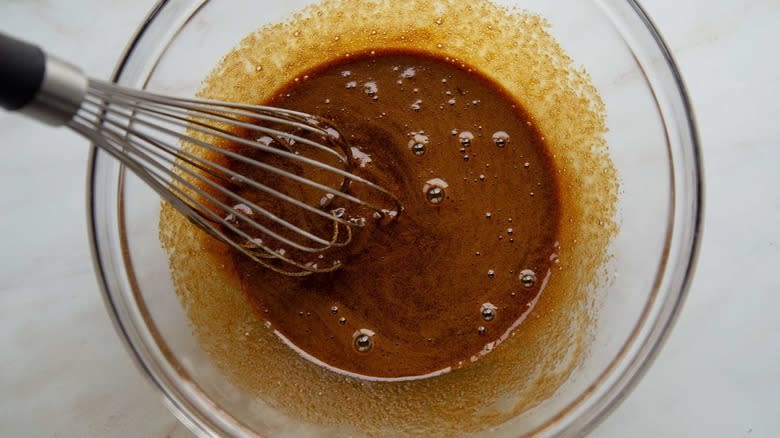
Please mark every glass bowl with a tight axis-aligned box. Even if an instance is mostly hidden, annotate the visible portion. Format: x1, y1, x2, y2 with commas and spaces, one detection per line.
88, 0, 702, 436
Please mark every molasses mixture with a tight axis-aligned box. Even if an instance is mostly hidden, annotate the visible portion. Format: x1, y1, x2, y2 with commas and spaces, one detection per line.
159, 0, 618, 433
227, 51, 559, 379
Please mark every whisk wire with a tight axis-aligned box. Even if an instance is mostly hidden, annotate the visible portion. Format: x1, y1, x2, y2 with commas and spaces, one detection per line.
78, 100, 366, 236
83, 86, 396, 217
74, 107, 349, 253
71, 115, 346, 276
93, 80, 404, 196
89, 81, 349, 162
77, 80, 401, 276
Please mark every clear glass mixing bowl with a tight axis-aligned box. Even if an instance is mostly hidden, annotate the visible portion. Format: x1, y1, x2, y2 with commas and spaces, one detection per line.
88, 0, 702, 436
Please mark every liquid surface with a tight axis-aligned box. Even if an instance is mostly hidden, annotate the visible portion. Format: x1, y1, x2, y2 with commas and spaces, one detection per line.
227, 51, 560, 379
159, 0, 617, 433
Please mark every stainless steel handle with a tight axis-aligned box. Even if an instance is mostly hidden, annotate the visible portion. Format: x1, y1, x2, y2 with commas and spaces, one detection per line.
22, 55, 89, 126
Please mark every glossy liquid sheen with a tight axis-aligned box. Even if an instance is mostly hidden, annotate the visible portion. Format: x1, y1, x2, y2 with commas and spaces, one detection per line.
228, 50, 560, 380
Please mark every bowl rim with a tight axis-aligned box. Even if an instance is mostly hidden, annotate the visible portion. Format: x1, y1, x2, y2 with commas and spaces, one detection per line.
86, 0, 704, 436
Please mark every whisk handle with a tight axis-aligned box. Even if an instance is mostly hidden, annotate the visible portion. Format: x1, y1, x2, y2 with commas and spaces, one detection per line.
0, 33, 45, 111
0, 32, 87, 126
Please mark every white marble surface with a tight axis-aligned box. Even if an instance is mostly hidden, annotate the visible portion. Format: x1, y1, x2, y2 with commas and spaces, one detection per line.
1, 0, 778, 436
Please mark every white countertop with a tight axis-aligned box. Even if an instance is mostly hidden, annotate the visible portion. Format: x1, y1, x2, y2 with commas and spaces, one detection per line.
1, 1, 778, 436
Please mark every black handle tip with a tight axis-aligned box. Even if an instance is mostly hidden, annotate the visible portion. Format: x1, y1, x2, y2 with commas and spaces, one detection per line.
0, 32, 46, 111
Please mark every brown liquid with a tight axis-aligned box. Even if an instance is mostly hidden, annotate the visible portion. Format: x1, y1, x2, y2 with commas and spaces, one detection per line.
226, 51, 559, 379
159, 0, 618, 433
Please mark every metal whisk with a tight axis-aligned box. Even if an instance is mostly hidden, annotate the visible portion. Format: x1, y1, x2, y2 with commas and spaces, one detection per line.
0, 33, 401, 276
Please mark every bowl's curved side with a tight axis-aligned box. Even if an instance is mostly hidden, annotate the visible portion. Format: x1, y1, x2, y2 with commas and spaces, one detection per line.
544, 0, 703, 435
86, 0, 703, 437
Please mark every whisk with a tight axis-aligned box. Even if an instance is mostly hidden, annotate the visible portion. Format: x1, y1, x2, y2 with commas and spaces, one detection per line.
0, 33, 402, 276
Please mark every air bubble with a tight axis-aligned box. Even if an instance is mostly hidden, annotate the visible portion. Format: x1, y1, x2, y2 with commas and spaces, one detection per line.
256, 136, 274, 146
381, 209, 399, 219
524, 162, 530, 169
458, 131, 474, 147
519, 269, 536, 288
481, 303, 497, 321
331, 207, 346, 218
320, 193, 335, 206
423, 178, 448, 205
232, 203, 252, 216
408, 132, 430, 148
426, 187, 445, 204
348, 217, 367, 226
331, 306, 339, 314
400, 67, 416, 79
412, 143, 426, 155
487, 269, 495, 278
325, 127, 340, 139
485, 212, 492, 219
338, 317, 347, 325
354, 334, 373, 352
477, 326, 486, 335
492, 131, 510, 148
